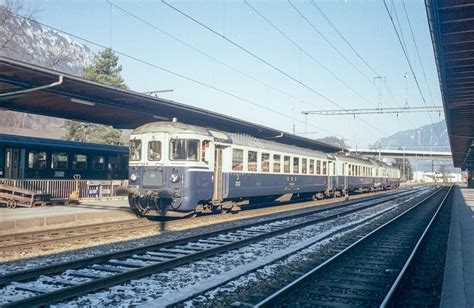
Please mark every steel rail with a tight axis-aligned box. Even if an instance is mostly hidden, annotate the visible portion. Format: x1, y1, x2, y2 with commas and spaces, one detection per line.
0, 189, 395, 253
0, 189, 425, 307
0, 219, 157, 253
0, 188, 410, 287
380, 185, 453, 307
255, 186, 447, 307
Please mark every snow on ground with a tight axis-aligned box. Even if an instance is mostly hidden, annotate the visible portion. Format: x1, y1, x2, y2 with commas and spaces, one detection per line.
52, 196, 413, 307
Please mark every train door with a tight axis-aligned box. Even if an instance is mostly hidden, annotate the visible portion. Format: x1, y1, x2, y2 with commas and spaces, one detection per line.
5, 148, 19, 179
212, 145, 224, 201
344, 163, 349, 193
327, 161, 334, 191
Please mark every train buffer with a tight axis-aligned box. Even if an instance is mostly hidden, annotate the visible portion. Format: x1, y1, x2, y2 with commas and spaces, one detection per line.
0, 184, 52, 209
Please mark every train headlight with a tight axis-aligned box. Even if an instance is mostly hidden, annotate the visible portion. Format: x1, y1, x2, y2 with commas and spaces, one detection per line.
130, 173, 138, 182
170, 172, 181, 183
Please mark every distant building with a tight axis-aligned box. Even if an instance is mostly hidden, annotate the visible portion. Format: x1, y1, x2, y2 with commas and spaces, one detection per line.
412, 171, 465, 183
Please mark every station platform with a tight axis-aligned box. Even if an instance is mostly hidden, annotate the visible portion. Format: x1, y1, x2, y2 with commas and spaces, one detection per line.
0, 198, 135, 235
441, 185, 474, 307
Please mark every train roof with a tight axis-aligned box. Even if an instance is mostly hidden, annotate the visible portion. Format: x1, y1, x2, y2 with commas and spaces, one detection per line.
132, 122, 330, 159
0, 133, 128, 154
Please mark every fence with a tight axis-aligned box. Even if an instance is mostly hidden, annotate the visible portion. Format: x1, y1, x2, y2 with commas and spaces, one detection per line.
0, 179, 129, 200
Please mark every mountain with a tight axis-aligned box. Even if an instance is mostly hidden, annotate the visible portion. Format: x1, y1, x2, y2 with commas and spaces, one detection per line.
0, 9, 95, 138
372, 120, 457, 173
372, 120, 449, 151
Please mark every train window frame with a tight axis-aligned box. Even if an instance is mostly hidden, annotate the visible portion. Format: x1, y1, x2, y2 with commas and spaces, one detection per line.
92, 156, 106, 171
247, 150, 258, 172
316, 160, 321, 175
148, 141, 162, 161
261, 152, 270, 173
293, 157, 300, 174
72, 154, 88, 171
169, 139, 200, 161
283, 156, 291, 173
28, 151, 47, 169
273, 154, 281, 173
322, 161, 327, 175
51, 152, 68, 170
309, 159, 315, 174
302, 158, 307, 174
232, 148, 244, 171
129, 139, 142, 161
108, 155, 122, 174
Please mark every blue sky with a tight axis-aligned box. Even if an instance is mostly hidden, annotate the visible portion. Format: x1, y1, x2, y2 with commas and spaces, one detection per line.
30, 0, 445, 148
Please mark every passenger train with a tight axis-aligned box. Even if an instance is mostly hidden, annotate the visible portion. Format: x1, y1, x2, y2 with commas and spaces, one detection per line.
0, 134, 128, 180
127, 122, 400, 216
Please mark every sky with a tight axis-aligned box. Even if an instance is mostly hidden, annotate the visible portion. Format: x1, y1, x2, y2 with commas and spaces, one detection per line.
25, 0, 445, 148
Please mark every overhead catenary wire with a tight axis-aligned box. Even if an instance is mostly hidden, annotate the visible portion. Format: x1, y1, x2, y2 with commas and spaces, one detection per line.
288, 0, 373, 85
106, 0, 318, 112
0, 7, 334, 136
310, 0, 378, 76
162, 0, 389, 136
401, 0, 437, 108
306, 0, 416, 140
383, 0, 442, 144
244, 0, 375, 108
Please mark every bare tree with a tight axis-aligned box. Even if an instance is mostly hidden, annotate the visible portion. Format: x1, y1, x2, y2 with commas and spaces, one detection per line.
0, 0, 38, 50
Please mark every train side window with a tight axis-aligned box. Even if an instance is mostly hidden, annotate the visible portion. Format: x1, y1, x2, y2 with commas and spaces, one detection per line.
92, 156, 105, 170
248, 150, 257, 172
28, 151, 47, 169
148, 141, 162, 161
108, 155, 121, 172
293, 157, 299, 174
73, 154, 87, 170
322, 161, 327, 175
273, 154, 281, 173
309, 159, 314, 174
170, 139, 199, 161
232, 149, 244, 171
130, 139, 142, 161
316, 160, 321, 175
301, 158, 307, 174
51, 153, 68, 170
284, 156, 291, 173
261, 153, 270, 172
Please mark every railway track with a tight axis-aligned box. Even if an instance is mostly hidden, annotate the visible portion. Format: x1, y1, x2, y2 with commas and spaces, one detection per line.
0, 187, 427, 307
0, 189, 403, 258
255, 185, 452, 307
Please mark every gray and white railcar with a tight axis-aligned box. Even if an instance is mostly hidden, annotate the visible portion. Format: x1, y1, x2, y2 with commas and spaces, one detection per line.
127, 122, 399, 216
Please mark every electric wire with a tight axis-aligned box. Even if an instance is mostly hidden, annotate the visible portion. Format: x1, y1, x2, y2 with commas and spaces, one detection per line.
106, 0, 316, 111
401, 0, 437, 108
383, 0, 442, 144
162, 0, 389, 136
308, 0, 415, 133
288, 0, 373, 85
244, 0, 375, 108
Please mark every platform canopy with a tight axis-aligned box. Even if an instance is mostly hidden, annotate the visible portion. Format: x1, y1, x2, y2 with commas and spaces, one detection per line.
427, 0, 474, 169
0, 57, 342, 153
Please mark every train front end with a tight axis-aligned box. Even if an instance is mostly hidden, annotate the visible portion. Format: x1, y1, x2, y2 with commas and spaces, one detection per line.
127, 122, 213, 216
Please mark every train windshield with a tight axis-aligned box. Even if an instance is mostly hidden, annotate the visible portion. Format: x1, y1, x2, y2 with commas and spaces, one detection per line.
129, 139, 142, 161
148, 141, 162, 161
170, 139, 199, 161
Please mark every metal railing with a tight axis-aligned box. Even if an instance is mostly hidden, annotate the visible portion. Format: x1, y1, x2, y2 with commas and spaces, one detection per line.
0, 179, 128, 200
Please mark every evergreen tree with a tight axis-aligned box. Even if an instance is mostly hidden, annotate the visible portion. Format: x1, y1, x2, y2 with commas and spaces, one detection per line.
392, 158, 413, 182
64, 48, 126, 144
